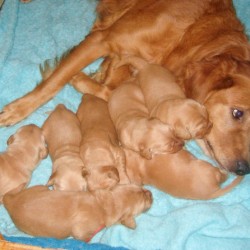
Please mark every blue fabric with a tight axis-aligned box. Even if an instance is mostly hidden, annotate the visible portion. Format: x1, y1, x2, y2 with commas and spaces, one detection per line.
4, 235, 128, 250
0, 1, 250, 250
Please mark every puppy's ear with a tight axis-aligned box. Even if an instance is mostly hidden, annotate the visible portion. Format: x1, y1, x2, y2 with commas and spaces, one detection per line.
121, 215, 137, 229
39, 133, 48, 159
47, 172, 56, 187
139, 145, 152, 160
82, 167, 89, 178
7, 135, 15, 146
39, 146, 48, 159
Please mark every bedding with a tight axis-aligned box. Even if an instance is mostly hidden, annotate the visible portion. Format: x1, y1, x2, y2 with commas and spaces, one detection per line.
0, 0, 250, 249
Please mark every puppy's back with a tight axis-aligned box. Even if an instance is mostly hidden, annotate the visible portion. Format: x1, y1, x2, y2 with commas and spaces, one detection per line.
77, 94, 117, 141
3, 185, 99, 238
42, 104, 81, 154
43, 104, 80, 137
3, 185, 47, 216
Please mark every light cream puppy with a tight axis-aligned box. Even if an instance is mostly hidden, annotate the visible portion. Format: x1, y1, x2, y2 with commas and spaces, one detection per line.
108, 81, 184, 159
42, 104, 87, 191
3, 184, 152, 241
0, 124, 47, 202
116, 56, 212, 140
77, 94, 130, 191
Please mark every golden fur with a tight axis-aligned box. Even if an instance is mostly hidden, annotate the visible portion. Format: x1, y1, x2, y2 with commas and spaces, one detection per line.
77, 94, 130, 191
115, 56, 212, 140
124, 148, 242, 200
108, 81, 183, 159
42, 104, 87, 191
0, 125, 47, 202
3, 184, 152, 241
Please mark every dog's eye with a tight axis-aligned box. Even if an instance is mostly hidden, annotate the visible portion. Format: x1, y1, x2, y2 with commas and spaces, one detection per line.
232, 108, 244, 120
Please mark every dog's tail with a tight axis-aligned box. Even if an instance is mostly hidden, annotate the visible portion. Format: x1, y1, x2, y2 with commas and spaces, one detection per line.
209, 175, 243, 199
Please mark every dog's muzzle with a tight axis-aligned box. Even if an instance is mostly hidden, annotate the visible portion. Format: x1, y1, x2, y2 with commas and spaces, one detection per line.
235, 160, 250, 176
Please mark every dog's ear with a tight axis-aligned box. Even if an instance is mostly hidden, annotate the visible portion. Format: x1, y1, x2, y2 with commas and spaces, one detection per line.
139, 145, 152, 160
7, 135, 15, 145
120, 215, 137, 229
183, 57, 236, 103
212, 76, 234, 91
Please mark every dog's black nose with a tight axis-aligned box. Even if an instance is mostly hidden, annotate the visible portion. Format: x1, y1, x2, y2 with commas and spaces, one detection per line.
235, 160, 250, 176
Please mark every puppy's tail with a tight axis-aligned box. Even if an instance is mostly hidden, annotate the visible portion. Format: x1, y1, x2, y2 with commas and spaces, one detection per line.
209, 175, 243, 199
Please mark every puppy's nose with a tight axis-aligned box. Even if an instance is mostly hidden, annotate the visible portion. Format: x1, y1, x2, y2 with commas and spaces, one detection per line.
143, 189, 152, 199
235, 160, 250, 176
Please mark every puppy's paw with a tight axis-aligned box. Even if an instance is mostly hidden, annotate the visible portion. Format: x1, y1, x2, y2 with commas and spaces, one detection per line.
190, 116, 212, 139
186, 103, 212, 139
174, 101, 212, 140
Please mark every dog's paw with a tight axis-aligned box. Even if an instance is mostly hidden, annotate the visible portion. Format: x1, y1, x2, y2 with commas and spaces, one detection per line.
0, 100, 32, 126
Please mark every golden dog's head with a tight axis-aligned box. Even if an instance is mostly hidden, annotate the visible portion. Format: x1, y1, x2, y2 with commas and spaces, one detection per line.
185, 57, 250, 175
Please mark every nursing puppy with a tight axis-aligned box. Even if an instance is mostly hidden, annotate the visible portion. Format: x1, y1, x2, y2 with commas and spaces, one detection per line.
124, 148, 242, 200
0, 124, 47, 202
116, 56, 212, 140
42, 104, 87, 191
77, 94, 130, 191
3, 184, 152, 241
108, 81, 183, 159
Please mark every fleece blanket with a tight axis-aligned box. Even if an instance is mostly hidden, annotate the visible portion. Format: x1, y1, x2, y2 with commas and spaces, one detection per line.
0, 1, 250, 250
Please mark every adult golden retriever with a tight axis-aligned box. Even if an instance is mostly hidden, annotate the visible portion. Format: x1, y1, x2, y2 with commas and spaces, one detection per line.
0, 0, 249, 175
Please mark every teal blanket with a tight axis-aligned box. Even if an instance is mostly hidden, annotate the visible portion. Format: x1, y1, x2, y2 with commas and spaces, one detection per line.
0, 1, 250, 249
